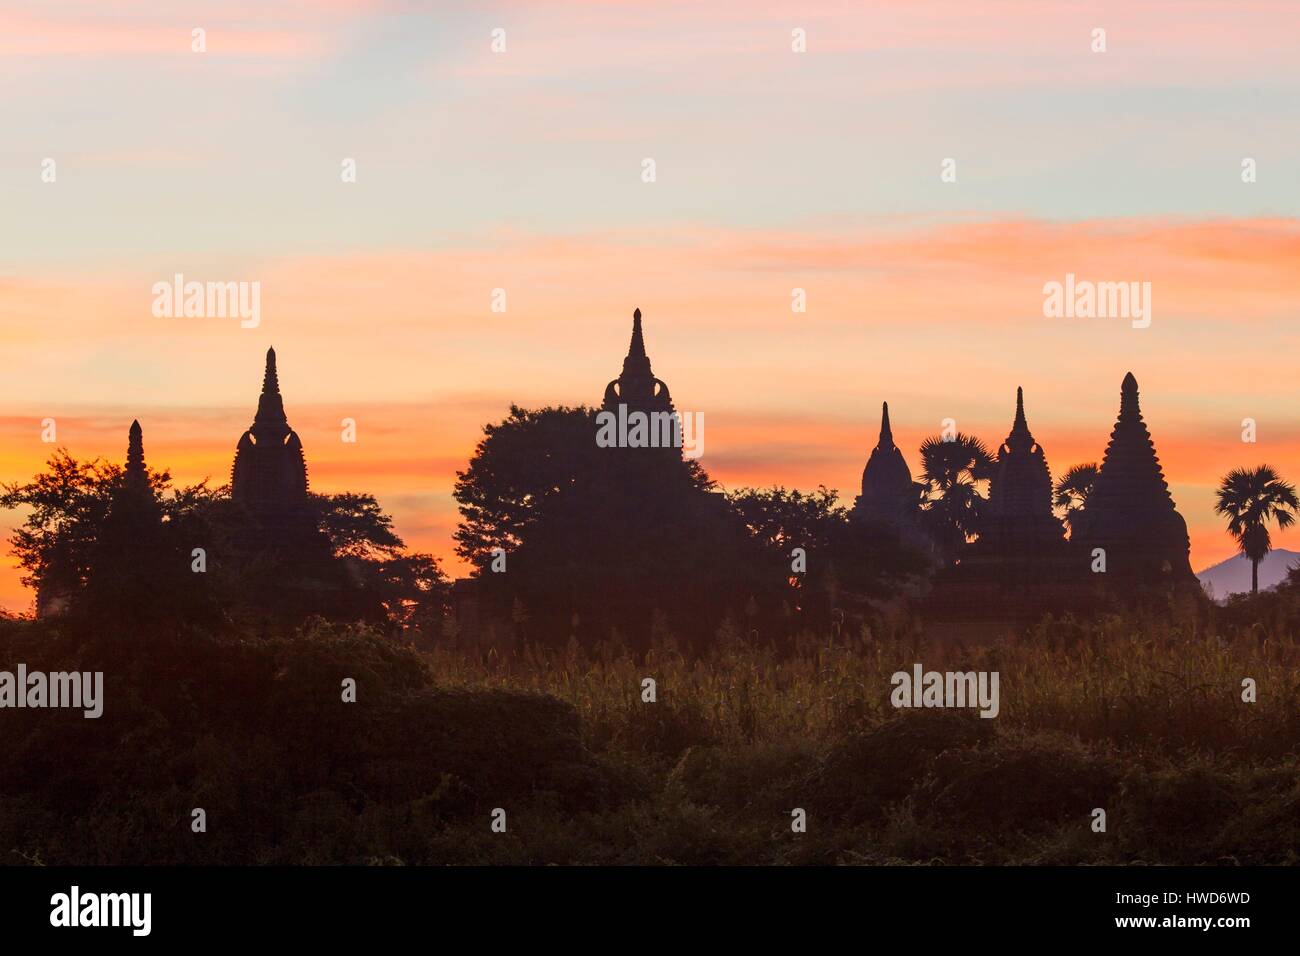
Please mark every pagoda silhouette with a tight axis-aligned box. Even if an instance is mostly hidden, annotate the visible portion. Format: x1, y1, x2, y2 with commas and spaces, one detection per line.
602, 308, 675, 418
453, 307, 724, 650
852, 402, 915, 524
978, 387, 1068, 566
226, 348, 360, 620
850, 401, 932, 564
81, 420, 191, 630
599, 307, 684, 461
906, 376, 1198, 625
232, 347, 311, 530
924, 388, 1075, 620
1072, 372, 1196, 584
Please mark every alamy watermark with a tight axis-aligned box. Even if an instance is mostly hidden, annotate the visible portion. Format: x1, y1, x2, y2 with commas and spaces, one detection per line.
890, 663, 999, 718
595, 404, 705, 459
152, 273, 261, 328
1042, 273, 1151, 329
50, 886, 150, 936
0, 665, 103, 718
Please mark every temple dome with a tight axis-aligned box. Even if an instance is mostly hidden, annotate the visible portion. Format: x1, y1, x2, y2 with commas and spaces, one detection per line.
857, 402, 913, 512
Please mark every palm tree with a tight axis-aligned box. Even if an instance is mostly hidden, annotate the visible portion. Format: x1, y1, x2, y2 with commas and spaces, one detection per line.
918, 433, 994, 561
1053, 462, 1099, 536
1214, 465, 1299, 595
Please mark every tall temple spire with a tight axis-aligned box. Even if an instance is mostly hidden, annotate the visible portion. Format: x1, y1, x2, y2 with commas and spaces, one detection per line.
853, 400, 915, 525
263, 346, 280, 393
125, 419, 147, 489
602, 307, 673, 413
232, 348, 310, 516
253, 347, 289, 437
105, 419, 160, 524
1073, 372, 1194, 582
622, 307, 651, 377
1010, 386, 1029, 439
1119, 371, 1140, 420
982, 387, 1063, 544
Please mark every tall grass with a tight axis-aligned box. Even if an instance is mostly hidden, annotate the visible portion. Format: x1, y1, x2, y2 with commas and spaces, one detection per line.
423, 614, 1300, 761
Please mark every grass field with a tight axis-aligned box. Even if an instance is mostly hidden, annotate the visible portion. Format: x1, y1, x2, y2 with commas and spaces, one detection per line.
3, 607, 1298, 865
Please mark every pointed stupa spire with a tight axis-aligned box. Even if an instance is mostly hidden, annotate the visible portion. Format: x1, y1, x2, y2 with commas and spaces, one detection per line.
1120, 370, 1140, 417
603, 307, 673, 413
621, 307, 652, 378
987, 387, 1058, 525
879, 401, 894, 447
856, 399, 913, 521
263, 347, 281, 394
1092, 372, 1174, 506
1004, 385, 1035, 452
1011, 386, 1028, 433
125, 419, 147, 488
233, 347, 310, 515
1073, 372, 1194, 582
253, 346, 289, 435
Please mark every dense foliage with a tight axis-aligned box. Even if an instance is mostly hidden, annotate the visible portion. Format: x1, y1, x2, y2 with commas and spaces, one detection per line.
0, 450, 448, 630
3, 595, 1299, 864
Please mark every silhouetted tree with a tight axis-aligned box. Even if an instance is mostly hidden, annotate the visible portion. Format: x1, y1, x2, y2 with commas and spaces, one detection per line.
313, 492, 405, 559
728, 485, 840, 611
1214, 465, 1299, 595
918, 433, 994, 562
311, 492, 446, 623
0, 451, 445, 628
0, 451, 123, 613
453, 405, 757, 648
728, 484, 930, 634
1053, 462, 1099, 536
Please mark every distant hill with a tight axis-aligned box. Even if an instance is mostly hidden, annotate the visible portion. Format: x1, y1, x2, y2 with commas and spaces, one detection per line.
1197, 549, 1300, 600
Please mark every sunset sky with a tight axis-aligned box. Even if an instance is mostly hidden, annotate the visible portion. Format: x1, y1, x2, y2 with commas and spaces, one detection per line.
2, 0, 1298, 612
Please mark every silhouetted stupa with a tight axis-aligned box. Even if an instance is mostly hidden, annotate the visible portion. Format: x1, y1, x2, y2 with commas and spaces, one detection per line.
123, 420, 149, 493
980, 387, 1065, 555
76, 420, 172, 627
103, 419, 162, 533
602, 308, 674, 417
1073, 373, 1194, 583
925, 390, 1087, 624
852, 402, 915, 525
232, 347, 310, 519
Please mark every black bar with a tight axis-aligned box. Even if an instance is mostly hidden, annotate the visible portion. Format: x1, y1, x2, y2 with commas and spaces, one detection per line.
0, 865, 1285, 942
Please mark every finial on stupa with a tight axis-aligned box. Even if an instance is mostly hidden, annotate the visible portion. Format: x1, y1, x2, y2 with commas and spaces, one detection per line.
620, 307, 651, 377
628, 308, 646, 357
1009, 386, 1031, 440
263, 347, 280, 395
880, 401, 894, 447
1120, 372, 1140, 414
253, 347, 289, 432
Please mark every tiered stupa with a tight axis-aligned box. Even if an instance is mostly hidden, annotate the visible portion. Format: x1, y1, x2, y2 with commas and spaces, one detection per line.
231, 347, 311, 522
101, 419, 162, 535
78, 420, 169, 624
1072, 373, 1195, 582
599, 308, 683, 460
927, 390, 1083, 622
979, 387, 1066, 558
602, 308, 675, 417
122, 420, 151, 496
